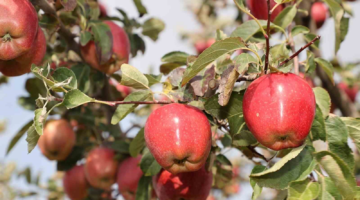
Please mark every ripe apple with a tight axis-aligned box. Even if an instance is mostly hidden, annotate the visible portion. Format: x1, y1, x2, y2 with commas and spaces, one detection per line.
144, 103, 212, 174
338, 82, 358, 102
63, 165, 88, 200
116, 156, 143, 200
0, 27, 46, 77
246, 0, 284, 22
38, 119, 76, 161
81, 21, 130, 75
243, 73, 316, 150
152, 167, 213, 200
195, 39, 215, 54
109, 79, 132, 100
311, 2, 328, 29
0, 0, 38, 60
85, 147, 119, 190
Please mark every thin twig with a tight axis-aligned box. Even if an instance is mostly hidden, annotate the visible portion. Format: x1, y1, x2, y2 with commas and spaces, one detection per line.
279, 35, 321, 67
264, 0, 271, 73
247, 146, 269, 162
94, 100, 173, 107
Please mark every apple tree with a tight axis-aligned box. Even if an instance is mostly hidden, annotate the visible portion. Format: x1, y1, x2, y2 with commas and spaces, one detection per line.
2, 0, 360, 199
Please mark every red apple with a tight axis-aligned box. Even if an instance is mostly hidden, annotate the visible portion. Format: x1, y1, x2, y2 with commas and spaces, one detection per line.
144, 103, 212, 174
116, 156, 143, 200
99, 4, 107, 17
0, 27, 46, 76
38, 119, 76, 161
195, 39, 215, 54
338, 82, 358, 102
109, 79, 132, 100
246, 0, 284, 22
0, 0, 38, 60
311, 2, 328, 29
63, 165, 88, 200
243, 73, 316, 150
299, 72, 315, 88
81, 21, 130, 75
85, 147, 119, 190
153, 167, 213, 200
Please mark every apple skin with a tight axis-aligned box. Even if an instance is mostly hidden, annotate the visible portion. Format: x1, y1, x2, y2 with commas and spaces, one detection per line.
195, 39, 215, 55
81, 21, 130, 75
85, 147, 119, 190
246, 0, 284, 22
0, 0, 38, 61
338, 82, 358, 102
243, 73, 316, 150
0, 27, 46, 77
63, 165, 88, 200
144, 103, 212, 174
38, 119, 76, 161
311, 2, 327, 29
116, 156, 143, 200
109, 79, 132, 100
152, 167, 213, 200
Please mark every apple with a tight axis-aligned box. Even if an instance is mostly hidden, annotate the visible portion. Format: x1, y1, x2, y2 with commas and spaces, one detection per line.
243, 73, 316, 150
144, 103, 212, 174
81, 21, 130, 75
63, 165, 88, 200
109, 79, 132, 100
223, 183, 240, 195
99, 4, 107, 17
195, 39, 215, 54
246, 0, 284, 22
299, 73, 315, 88
311, 2, 328, 29
338, 82, 358, 102
116, 156, 143, 200
0, 0, 38, 61
38, 119, 76, 161
0, 27, 46, 77
152, 167, 213, 200
85, 147, 119, 190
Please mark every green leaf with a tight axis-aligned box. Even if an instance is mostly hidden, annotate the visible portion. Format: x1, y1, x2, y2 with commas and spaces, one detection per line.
133, 0, 147, 17
270, 43, 290, 65
314, 151, 356, 199
160, 63, 183, 75
296, 159, 317, 182
161, 51, 189, 65
316, 171, 342, 200
322, 0, 344, 53
108, 140, 130, 154
250, 145, 315, 190
71, 64, 91, 93
135, 176, 152, 200
63, 89, 92, 109
314, 58, 334, 84
340, 17, 349, 44
129, 33, 146, 57
90, 22, 113, 65
26, 125, 40, 153
304, 34, 320, 49
288, 179, 320, 200
142, 18, 165, 41
291, 25, 309, 37
182, 37, 247, 86
274, 6, 297, 29
325, 115, 354, 171
204, 92, 245, 135
111, 90, 152, 124
139, 149, 162, 176
129, 128, 145, 157
121, 64, 149, 89
59, 0, 77, 12
80, 31, 92, 46
6, 120, 33, 155
57, 146, 84, 171
310, 105, 326, 141
305, 51, 316, 73
250, 165, 267, 200
230, 20, 285, 41
233, 53, 258, 74
144, 74, 162, 86
313, 87, 331, 118
34, 109, 45, 136
18, 167, 32, 184
341, 117, 360, 153
232, 130, 257, 147
52, 67, 77, 90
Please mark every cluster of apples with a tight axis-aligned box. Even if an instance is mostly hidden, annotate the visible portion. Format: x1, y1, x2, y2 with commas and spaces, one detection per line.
246, 0, 328, 29
0, 0, 46, 77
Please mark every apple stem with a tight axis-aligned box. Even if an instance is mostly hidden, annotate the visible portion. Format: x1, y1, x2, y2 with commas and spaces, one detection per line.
2, 33, 12, 42
264, 0, 271, 74
279, 35, 321, 67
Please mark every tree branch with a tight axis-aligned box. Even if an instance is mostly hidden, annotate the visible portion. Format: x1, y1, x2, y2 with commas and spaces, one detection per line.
279, 35, 321, 67
264, 0, 271, 74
